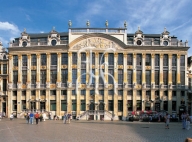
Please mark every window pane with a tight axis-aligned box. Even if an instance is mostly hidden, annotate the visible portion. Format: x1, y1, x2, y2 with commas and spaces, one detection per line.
41, 54, 47, 65
108, 53, 114, 65
180, 55, 185, 66
118, 53, 123, 65
22, 55, 27, 66
128, 70, 133, 84
51, 53, 57, 65
146, 54, 151, 66
72, 53, 77, 64
172, 54, 177, 66
146, 71, 151, 85
163, 54, 168, 66
136, 54, 142, 66
127, 54, 133, 65
137, 70, 142, 84
72, 69, 77, 84
61, 53, 68, 65
155, 54, 159, 66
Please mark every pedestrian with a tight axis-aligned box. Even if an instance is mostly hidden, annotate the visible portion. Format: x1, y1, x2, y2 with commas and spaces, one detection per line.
0, 113, 2, 121
186, 115, 191, 130
26, 113, 30, 124
3, 112, 5, 118
49, 112, 52, 120
10, 113, 14, 120
181, 113, 186, 129
35, 112, 39, 125
63, 113, 67, 124
29, 112, 34, 124
42, 113, 46, 121
149, 115, 152, 123
165, 113, 170, 129
68, 113, 71, 124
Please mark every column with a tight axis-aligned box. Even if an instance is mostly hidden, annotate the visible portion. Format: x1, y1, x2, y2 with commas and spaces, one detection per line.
67, 90, 71, 113
168, 54, 172, 85
177, 54, 180, 84
7, 91, 12, 118
113, 53, 118, 119
46, 90, 50, 111
17, 90, 21, 117
168, 90, 172, 114
36, 90, 40, 110
57, 53, 61, 83
26, 90, 30, 109
142, 53, 146, 86
18, 55, 22, 83
95, 52, 99, 105
56, 89, 61, 116
133, 90, 137, 111
36, 54, 40, 84
160, 54, 163, 85
76, 53, 81, 116
68, 52, 72, 84
104, 53, 108, 111
142, 90, 145, 110
123, 54, 127, 119
46, 53, 50, 83
8, 55, 13, 83
133, 53, 136, 111
151, 54, 155, 86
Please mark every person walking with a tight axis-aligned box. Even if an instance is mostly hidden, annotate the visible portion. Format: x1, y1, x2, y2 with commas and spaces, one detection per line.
182, 113, 187, 129
29, 112, 34, 124
68, 113, 71, 124
42, 113, 46, 121
10, 113, 14, 120
26, 113, 30, 124
35, 112, 39, 125
186, 115, 191, 130
63, 113, 67, 124
165, 113, 170, 129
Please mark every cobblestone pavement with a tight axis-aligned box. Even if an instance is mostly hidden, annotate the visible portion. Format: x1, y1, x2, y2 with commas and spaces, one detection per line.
0, 119, 191, 142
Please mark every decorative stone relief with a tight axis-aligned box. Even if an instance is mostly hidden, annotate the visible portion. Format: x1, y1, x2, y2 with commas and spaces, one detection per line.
36, 82, 40, 89
46, 82, 50, 88
67, 82, 72, 88
27, 82, 31, 89
8, 83, 12, 89
56, 82, 61, 88
17, 82, 22, 89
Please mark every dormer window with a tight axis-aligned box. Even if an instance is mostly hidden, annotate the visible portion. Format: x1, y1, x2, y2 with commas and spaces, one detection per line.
51, 40, 57, 46
22, 41, 27, 47
163, 41, 168, 46
137, 40, 142, 45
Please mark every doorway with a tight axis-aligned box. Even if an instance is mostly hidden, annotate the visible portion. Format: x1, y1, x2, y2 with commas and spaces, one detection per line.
40, 102, 45, 111
30, 102, 36, 110
2, 102, 6, 115
155, 103, 160, 112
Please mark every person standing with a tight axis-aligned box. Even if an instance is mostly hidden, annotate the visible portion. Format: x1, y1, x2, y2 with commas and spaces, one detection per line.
63, 113, 67, 124
42, 113, 46, 121
182, 113, 186, 129
10, 113, 14, 120
29, 112, 34, 124
35, 112, 39, 125
26, 113, 30, 124
165, 113, 170, 129
68, 113, 71, 124
186, 115, 191, 130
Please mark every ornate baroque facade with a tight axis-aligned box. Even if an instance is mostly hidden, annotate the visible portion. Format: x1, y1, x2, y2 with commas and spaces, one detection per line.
5, 24, 190, 120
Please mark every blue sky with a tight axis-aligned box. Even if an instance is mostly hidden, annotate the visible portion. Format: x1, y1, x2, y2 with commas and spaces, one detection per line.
0, 0, 192, 55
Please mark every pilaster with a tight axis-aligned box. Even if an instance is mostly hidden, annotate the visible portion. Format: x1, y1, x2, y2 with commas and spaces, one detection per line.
56, 89, 61, 116
46, 53, 50, 83
133, 53, 136, 84
8, 55, 13, 83
36, 90, 40, 110
177, 54, 180, 84
151, 54, 155, 84
57, 53, 61, 84
7, 91, 12, 117
67, 90, 71, 112
168, 54, 172, 84
18, 55, 22, 83
123, 90, 127, 118
36, 54, 40, 82
26, 90, 30, 109
17, 90, 21, 116
123, 54, 127, 83
142, 90, 145, 110
68, 52, 72, 83
133, 90, 137, 111
142, 54, 146, 84
46, 90, 50, 111
168, 90, 172, 114
160, 54, 163, 84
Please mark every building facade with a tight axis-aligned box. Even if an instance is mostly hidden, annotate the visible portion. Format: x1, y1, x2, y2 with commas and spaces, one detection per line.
7, 23, 189, 120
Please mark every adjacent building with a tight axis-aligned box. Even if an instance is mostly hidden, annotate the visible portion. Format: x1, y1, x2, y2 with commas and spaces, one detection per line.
7, 22, 189, 120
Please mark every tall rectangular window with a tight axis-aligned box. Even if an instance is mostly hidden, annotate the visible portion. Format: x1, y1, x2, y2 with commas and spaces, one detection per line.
92, 53, 95, 65
99, 53, 104, 64
163, 101, 168, 111
50, 90, 56, 95
127, 70, 133, 84
137, 70, 142, 84
22, 91, 26, 96
172, 71, 176, 85
61, 90, 67, 95
3, 79, 7, 91
128, 100, 133, 111
91, 69, 95, 84
13, 55, 18, 66
41, 54, 47, 65
31, 54, 37, 66
136, 54, 142, 66
72, 100, 76, 111
72, 69, 77, 84
155, 54, 159, 66
81, 69, 86, 84
51, 53, 57, 65
163, 71, 168, 85
146, 71, 151, 85
155, 71, 159, 85
61, 100, 67, 111
163, 54, 168, 66
118, 90, 123, 96
108, 69, 114, 84
22, 55, 27, 66
172, 54, 177, 66
90, 90, 95, 95
146, 91, 151, 101
13, 71, 18, 84
81, 53, 86, 68
180, 71, 185, 85
99, 90, 104, 95
145, 54, 151, 66
136, 100, 142, 111
40, 70, 46, 84
108, 90, 114, 95
81, 100, 85, 111
31, 70, 36, 84
3, 64, 7, 74
155, 91, 159, 100
22, 100, 26, 110
22, 70, 27, 84
72, 53, 77, 64
118, 69, 123, 84
127, 54, 133, 65
50, 100, 56, 111
61, 69, 68, 83
108, 53, 114, 65
180, 55, 185, 66
50, 70, 57, 84
81, 89, 86, 95
12, 100, 17, 111
118, 53, 123, 65
61, 53, 68, 65
118, 100, 123, 111
172, 101, 176, 111
108, 100, 113, 111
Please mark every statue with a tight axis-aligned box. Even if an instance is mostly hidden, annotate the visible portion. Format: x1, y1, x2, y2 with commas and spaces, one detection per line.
86, 20, 90, 27
124, 21, 127, 28
68, 20, 72, 27
105, 20, 108, 28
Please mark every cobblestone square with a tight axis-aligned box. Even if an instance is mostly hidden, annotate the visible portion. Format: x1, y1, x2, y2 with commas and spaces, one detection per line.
0, 119, 191, 142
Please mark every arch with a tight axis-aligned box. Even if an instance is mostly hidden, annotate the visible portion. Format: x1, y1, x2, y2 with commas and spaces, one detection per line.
69, 33, 126, 50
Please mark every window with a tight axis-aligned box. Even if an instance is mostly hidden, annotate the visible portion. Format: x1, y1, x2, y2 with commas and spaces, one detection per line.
50, 70, 57, 84
145, 54, 151, 66
155, 54, 159, 66
22, 100, 26, 110
172, 54, 177, 66
51, 53, 57, 65
181, 91, 185, 96
12, 100, 17, 111
13, 55, 18, 66
81, 100, 85, 111
99, 90, 104, 95
22, 55, 27, 66
61, 100, 67, 111
127, 54, 133, 65
118, 100, 123, 111
146, 71, 151, 85
31, 70, 36, 84
163, 101, 168, 111
72, 100, 76, 111
128, 90, 133, 96
81, 69, 86, 84
72, 90, 76, 95
164, 91, 168, 97
146, 91, 151, 101
108, 90, 114, 95
118, 53, 123, 65
72, 69, 77, 84
22, 70, 27, 84
155, 91, 159, 100
91, 69, 95, 84
90, 90, 95, 95
118, 69, 123, 84
137, 90, 141, 97
41, 54, 47, 65
128, 100, 133, 111
40, 90, 46, 96
108, 100, 113, 111
108, 53, 114, 65
99, 53, 104, 64
50, 100, 56, 111
137, 70, 142, 84
3, 79, 7, 91
180, 55, 185, 66
136, 100, 142, 111
163, 54, 168, 66
50, 90, 56, 95
61, 90, 67, 95
172, 91, 176, 97
118, 90, 123, 95
61, 53, 68, 65
40, 70, 46, 84
61, 69, 68, 83
81, 53, 86, 68
81, 90, 86, 95
13, 71, 18, 84
180, 71, 185, 85
72, 53, 77, 64
172, 71, 176, 85
127, 70, 133, 84
108, 69, 114, 84
172, 101, 176, 111
31, 54, 37, 66
91, 52, 95, 65
155, 71, 159, 85
31, 90, 36, 96
13, 91, 17, 96
3, 64, 7, 74
136, 54, 142, 66
163, 71, 168, 85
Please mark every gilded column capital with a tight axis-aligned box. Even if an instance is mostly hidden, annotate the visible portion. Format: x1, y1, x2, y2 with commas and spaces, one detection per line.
18, 54, 22, 59
86, 52, 89, 56
95, 52, 99, 57
133, 53, 136, 58
8, 55, 13, 60
151, 54, 155, 58
27, 54, 31, 59
68, 52, 72, 56
177, 54, 180, 59
160, 54, 163, 58
114, 53, 118, 57
142, 53, 146, 58
104, 53, 108, 57
57, 52, 61, 57
168, 54, 172, 59
36, 54, 40, 58
123, 53, 127, 57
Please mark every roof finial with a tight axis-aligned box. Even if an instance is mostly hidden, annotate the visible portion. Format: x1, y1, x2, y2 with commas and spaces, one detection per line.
105, 20, 108, 28
86, 20, 90, 27
24, 28, 26, 33
124, 21, 127, 28
52, 26, 55, 31
138, 26, 140, 31
68, 20, 72, 27
164, 27, 166, 32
